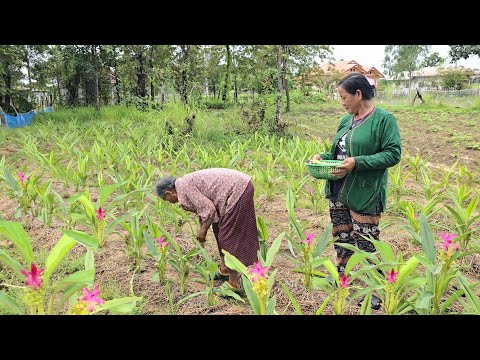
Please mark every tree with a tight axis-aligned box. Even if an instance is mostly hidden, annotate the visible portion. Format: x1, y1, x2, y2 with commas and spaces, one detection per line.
282, 45, 331, 112
91, 45, 100, 112
275, 45, 283, 131
449, 45, 480, 61
421, 52, 445, 67
438, 67, 474, 90
222, 45, 231, 101
383, 45, 430, 89
0, 46, 27, 113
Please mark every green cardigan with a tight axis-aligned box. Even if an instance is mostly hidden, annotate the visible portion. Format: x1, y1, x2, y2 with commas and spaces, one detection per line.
320, 107, 402, 214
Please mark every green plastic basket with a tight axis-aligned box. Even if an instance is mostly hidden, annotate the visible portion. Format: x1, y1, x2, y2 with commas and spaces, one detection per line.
305, 160, 345, 180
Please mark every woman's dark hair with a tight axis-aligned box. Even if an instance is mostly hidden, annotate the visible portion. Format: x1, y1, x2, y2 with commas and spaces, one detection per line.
338, 73, 375, 100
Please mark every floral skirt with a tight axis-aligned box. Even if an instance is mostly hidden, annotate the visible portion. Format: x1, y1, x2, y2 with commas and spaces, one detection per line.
329, 200, 381, 259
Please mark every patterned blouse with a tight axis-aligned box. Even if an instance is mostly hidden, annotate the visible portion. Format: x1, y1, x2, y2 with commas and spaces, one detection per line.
175, 168, 251, 225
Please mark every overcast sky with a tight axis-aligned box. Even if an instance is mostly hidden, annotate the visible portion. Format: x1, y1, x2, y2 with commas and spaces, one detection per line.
326, 45, 480, 75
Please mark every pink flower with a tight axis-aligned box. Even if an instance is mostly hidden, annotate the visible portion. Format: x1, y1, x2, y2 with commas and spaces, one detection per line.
303, 233, 315, 246
386, 269, 398, 283
81, 284, 105, 312
248, 261, 269, 282
156, 236, 167, 248
17, 172, 28, 184
20, 263, 45, 290
438, 232, 458, 252
96, 207, 106, 220
339, 275, 349, 288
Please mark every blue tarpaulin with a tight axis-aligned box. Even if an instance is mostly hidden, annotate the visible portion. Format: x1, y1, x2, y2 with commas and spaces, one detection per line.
1, 107, 52, 128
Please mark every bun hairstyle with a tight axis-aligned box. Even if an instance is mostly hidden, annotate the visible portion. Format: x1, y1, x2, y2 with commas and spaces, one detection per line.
338, 73, 375, 100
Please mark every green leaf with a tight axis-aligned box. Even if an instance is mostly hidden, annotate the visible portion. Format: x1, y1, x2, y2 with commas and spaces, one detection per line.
43, 234, 77, 287
176, 291, 207, 308
315, 296, 331, 315
70, 213, 85, 221
286, 233, 303, 254
266, 268, 278, 292
0, 220, 33, 264
0, 291, 23, 314
266, 295, 277, 314
76, 194, 95, 217
311, 277, 333, 292
350, 286, 383, 302
419, 214, 436, 263
256, 215, 268, 241
286, 187, 295, 216
66, 192, 84, 204
413, 253, 433, 268
415, 291, 434, 314
288, 213, 305, 244
369, 238, 395, 263
92, 296, 142, 314
143, 231, 158, 256
440, 289, 464, 313
220, 290, 244, 302
359, 292, 372, 315
61, 230, 99, 250
310, 257, 329, 269
265, 232, 284, 267
99, 183, 121, 207
0, 249, 23, 277
84, 249, 95, 270
456, 273, 480, 311
396, 256, 420, 284
55, 269, 94, 290
223, 250, 249, 278
57, 283, 86, 314
158, 225, 181, 254
344, 253, 368, 276
314, 223, 332, 258
279, 281, 303, 315
322, 259, 339, 280
2, 167, 19, 191
242, 275, 260, 314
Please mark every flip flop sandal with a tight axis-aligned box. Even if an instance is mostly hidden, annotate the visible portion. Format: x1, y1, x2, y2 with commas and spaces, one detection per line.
208, 270, 230, 281
213, 281, 243, 298
357, 294, 382, 310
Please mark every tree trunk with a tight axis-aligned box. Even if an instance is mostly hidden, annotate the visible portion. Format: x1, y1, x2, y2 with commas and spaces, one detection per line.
222, 45, 231, 101
275, 45, 283, 130
284, 77, 290, 112
150, 81, 155, 103
282, 45, 290, 112
24, 46, 32, 89
160, 79, 165, 105
111, 54, 121, 105
136, 51, 147, 98
114, 68, 121, 105
55, 76, 63, 106
408, 71, 412, 92
91, 45, 100, 112
2, 70, 13, 113
149, 46, 155, 104
180, 45, 190, 105
234, 72, 238, 104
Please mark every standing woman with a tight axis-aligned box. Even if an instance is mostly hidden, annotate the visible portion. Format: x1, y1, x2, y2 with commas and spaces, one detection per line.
310, 73, 402, 281
155, 168, 260, 296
